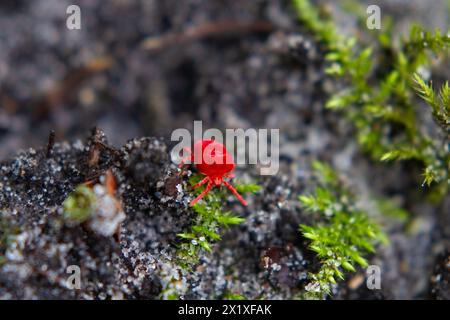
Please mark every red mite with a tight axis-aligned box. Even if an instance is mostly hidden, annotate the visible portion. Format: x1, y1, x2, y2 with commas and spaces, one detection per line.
179, 139, 247, 207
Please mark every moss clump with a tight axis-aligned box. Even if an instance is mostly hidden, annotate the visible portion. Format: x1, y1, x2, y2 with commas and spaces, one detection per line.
292, 0, 450, 198
160, 174, 260, 299
176, 174, 260, 268
299, 161, 388, 299
62, 185, 97, 223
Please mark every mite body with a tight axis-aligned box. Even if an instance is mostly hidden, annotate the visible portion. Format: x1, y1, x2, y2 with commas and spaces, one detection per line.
180, 139, 247, 206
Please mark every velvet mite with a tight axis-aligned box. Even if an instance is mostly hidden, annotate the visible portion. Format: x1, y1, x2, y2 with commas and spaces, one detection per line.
179, 139, 247, 206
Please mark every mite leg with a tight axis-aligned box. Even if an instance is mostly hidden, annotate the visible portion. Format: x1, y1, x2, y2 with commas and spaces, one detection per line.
190, 181, 213, 206
222, 180, 248, 206
192, 176, 209, 189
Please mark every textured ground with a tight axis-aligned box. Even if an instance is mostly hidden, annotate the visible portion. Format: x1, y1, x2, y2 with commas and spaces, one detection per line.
0, 129, 448, 299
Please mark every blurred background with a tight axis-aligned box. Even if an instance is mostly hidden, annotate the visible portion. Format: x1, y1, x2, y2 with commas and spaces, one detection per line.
0, 0, 448, 161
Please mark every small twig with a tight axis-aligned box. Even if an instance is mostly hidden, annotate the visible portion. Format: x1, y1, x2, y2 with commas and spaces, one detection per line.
96, 140, 121, 156
141, 20, 276, 51
35, 56, 114, 117
87, 127, 103, 168
46, 130, 56, 158
86, 127, 121, 182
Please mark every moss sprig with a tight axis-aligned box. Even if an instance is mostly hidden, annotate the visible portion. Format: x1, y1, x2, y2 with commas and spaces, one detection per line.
299, 161, 388, 299
176, 174, 261, 269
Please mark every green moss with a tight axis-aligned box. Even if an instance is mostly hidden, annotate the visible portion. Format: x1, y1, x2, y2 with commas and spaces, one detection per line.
413, 74, 449, 136
223, 290, 246, 300
160, 284, 182, 300
375, 198, 409, 222
62, 185, 97, 223
299, 161, 388, 299
176, 174, 260, 269
292, 0, 450, 198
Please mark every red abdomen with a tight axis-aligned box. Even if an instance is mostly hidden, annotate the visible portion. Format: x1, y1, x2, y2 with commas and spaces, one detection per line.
193, 140, 235, 176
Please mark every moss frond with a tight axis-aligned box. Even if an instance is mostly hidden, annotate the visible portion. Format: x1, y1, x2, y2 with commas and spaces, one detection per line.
413, 74, 450, 136
176, 174, 260, 268
299, 162, 388, 299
